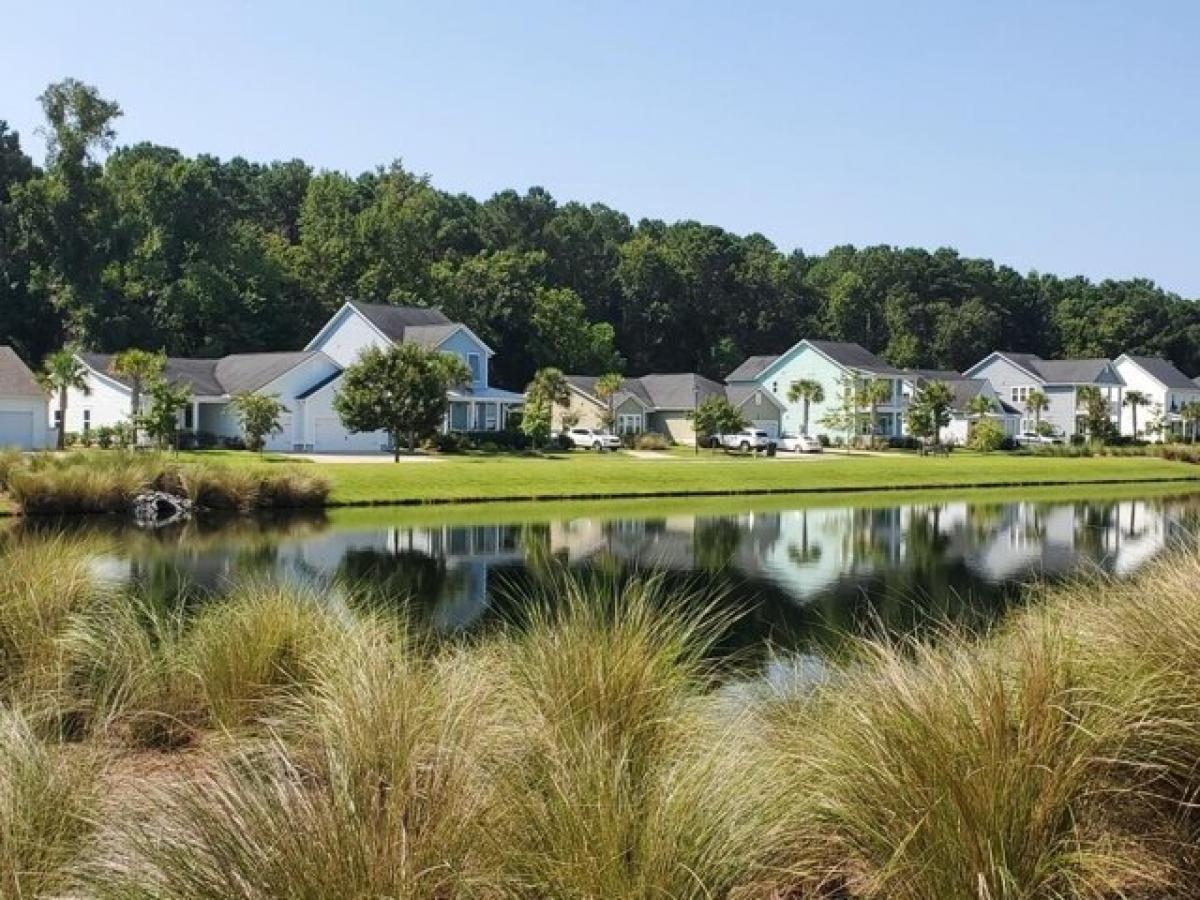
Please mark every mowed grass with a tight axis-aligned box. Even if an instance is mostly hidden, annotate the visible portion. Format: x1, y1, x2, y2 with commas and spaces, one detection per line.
199, 451, 1200, 505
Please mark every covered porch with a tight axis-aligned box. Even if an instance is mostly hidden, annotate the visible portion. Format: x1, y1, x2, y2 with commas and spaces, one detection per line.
445, 387, 525, 433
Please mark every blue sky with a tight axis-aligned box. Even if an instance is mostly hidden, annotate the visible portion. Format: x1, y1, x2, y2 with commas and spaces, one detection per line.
4, 1, 1198, 295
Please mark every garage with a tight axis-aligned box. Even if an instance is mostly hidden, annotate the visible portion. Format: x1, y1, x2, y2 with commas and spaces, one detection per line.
0, 411, 34, 448
751, 420, 780, 439
0, 347, 50, 450
313, 416, 388, 455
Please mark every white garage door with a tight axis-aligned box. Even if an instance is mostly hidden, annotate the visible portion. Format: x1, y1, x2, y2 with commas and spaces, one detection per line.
751, 420, 779, 439
313, 417, 388, 455
0, 410, 34, 449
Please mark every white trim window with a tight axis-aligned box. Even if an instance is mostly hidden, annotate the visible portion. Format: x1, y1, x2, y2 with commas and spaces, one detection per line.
466, 353, 482, 384
1010, 385, 1033, 403
617, 413, 643, 435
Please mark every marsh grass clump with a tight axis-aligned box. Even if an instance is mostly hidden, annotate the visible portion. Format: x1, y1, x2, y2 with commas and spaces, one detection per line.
87, 619, 505, 899
0, 708, 104, 898
0, 534, 104, 716
64, 579, 343, 746
0, 448, 24, 491
755, 625, 1159, 899
8, 464, 149, 514
479, 572, 781, 898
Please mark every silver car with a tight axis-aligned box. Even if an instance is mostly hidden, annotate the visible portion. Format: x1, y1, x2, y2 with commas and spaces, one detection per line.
777, 433, 823, 453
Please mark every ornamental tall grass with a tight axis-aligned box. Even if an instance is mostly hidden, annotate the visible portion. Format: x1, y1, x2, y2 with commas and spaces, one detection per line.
0, 708, 103, 899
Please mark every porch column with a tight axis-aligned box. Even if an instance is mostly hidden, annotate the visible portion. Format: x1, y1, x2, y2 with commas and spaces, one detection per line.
192, 400, 200, 434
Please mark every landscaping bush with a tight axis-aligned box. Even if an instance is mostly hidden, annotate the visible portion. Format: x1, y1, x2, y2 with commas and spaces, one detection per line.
634, 432, 671, 450
886, 435, 922, 450
966, 418, 1007, 451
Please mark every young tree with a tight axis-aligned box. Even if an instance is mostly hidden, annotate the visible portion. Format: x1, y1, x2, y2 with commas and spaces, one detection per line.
819, 373, 864, 453
690, 395, 747, 448
522, 367, 571, 450
1024, 389, 1049, 432
1180, 401, 1200, 442
1076, 386, 1116, 444
37, 348, 90, 450
109, 348, 165, 445
905, 380, 954, 447
965, 393, 994, 440
1123, 390, 1150, 439
140, 379, 192, 451
230, 392, 288, 453
594, 372, 623, 432
333, 344, 471, 460
786, 378, 824, 436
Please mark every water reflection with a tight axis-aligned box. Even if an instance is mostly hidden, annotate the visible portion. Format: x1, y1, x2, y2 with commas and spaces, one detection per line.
32, 492, 1200, 656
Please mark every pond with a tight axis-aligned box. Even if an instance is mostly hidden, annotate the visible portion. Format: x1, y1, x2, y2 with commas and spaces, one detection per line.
16, 484, 1200, 669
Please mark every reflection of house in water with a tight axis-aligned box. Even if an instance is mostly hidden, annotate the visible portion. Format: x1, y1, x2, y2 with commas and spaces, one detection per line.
99, 495, 1192, 637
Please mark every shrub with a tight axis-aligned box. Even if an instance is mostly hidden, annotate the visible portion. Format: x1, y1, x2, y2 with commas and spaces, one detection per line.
0, 709, 104, 898
7, 465, 149, 515
886, 435, 922, 450
967, 418, 1007, 451
634, 431, 670, 450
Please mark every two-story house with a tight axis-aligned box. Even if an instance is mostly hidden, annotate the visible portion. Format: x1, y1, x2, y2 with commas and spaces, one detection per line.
1113, 354, 1200, 440
901, 370, 1021, 444
726, 340, 907, 440
964, 352, 1125, 439
66, 301, 524, 454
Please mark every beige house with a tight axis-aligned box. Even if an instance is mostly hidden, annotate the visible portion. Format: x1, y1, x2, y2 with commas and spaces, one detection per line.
556, 373, 785, 445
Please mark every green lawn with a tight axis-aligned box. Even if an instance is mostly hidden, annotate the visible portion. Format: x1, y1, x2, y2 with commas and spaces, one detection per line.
178, 449, 1200, 506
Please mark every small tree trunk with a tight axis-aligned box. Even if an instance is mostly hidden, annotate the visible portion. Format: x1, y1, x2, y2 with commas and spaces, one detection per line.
57, 387, 67, 450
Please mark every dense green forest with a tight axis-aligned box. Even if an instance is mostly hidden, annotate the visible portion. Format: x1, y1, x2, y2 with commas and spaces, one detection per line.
2, 79, 1199, 388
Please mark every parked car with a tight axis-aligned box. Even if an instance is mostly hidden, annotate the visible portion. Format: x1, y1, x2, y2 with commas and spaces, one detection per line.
1015, 430, 1063, 446
777, 432, 823, 453
711, 428, 774, 452
565, 427, 622, 451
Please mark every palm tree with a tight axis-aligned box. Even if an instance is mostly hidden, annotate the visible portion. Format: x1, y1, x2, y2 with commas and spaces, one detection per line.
594, 372, 623, 433
787, 379, 825, 436
965, 393, 994, 442
38, 349, 90, 450
1123, 390, 1150, 439
110, 349, 166, 445
1025, 389, 1049, 432
856, 378, 892, 440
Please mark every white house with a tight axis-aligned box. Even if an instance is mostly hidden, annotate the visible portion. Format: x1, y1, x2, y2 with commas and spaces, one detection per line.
0, 346, 51, 450
901, 370, 1021, 444
726, 340, 908, 440
1112, 354, 1200, 440
964, 352, 1125, 439
66, 301, 525, 454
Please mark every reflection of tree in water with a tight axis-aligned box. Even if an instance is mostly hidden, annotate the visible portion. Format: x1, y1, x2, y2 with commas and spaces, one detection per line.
334, 547, 454, 626
693, 517, 743, 572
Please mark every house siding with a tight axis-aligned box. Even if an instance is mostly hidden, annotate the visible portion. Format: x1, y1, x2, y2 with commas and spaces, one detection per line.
307, 307, 391, 368
64, 370, 133, 433
437, 330, 489, 390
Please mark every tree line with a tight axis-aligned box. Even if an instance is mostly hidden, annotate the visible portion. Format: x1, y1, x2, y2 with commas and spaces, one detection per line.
3, 78, 1200, 390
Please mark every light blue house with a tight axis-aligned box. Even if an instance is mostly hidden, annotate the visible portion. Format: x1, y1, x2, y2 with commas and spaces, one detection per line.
964, 352, 1124, 439
726, 340, 908, 440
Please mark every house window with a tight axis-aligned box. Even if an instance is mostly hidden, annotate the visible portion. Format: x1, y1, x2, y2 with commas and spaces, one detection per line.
53, 410, 62, 429
484, 403, 498, 431
449, 402, 469, 431
466, 353, 482, 383
771, 381, 778, 393
183, 405, 195, 430
617, 413, 643, 435
1011, 386, 1032, 403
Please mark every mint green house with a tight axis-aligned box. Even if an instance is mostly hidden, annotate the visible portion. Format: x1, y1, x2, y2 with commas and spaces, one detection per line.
726, 340, 908, 440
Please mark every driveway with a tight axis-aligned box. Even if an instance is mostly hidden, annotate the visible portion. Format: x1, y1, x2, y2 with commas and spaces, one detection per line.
293, 453, 445, 464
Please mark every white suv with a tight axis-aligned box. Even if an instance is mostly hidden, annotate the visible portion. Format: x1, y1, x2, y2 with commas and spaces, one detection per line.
713, 428, 774, 452
566, 427, 622, 451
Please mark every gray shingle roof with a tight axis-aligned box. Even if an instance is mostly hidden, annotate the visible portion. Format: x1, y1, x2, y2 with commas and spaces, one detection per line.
0, 347, 44, 397
725, 383, 786, 410
990, 352, 1116, 385
725, 355, 778, 382
565, 373, 728, 411
80, 351, 328, 397
904, 368, 964, 383
1122, 355, 1197, 391
349, 302, 453, 341
805, 340, 905, 377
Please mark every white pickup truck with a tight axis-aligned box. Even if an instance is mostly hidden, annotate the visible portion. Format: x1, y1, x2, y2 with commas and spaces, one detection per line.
710, 428, 774, 452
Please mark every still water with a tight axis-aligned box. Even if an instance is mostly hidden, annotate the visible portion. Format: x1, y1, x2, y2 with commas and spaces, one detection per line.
27, 486, 1199, 663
